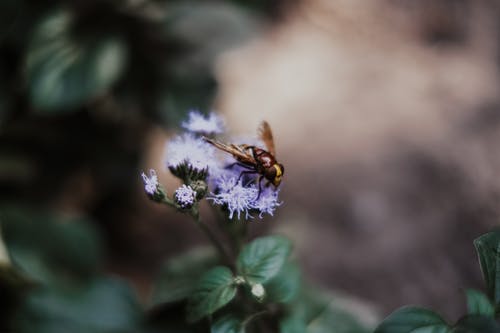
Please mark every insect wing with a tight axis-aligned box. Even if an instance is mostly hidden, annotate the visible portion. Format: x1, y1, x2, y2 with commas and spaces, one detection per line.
258, 121, 276, 156
203, 137, 255, 164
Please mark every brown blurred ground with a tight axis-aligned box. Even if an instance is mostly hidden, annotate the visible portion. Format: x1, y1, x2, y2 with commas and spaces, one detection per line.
210, 0, 500, 320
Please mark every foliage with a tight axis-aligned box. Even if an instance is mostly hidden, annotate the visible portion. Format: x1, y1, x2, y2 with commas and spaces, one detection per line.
374, 230, 500, 333
0, 0, 264, 214
0, 107, 370, 333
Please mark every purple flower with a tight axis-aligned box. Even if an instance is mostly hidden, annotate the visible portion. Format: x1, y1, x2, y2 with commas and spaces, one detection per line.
175, 184, 196, 209
181, 110, 224, 134
165, 133, 217, 173
141, 169, 159, 195
208, 176, 257, 219
208, 174, 282, 220
251, 187, 282, 218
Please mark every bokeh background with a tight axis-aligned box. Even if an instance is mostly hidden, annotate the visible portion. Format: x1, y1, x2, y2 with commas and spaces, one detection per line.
2, 0, 500, 329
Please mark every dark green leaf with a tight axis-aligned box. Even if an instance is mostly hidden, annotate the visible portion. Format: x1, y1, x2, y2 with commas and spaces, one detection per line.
16, 277, 142, 333
27, 9, 127, 112
465, 289, 494, 317
237, 235, 291, 284
187, 266, 237, 323
280, 316, 306, 333
287, 288, 370, 333
265, 261, 301, 303
1, 209, 101, 285
289, 288, 329, 324
151, 247, 217, 306
211, 315, 244, 333
0, 0, 21, 42
473, 231, 500, 303
374, 306, 450, 333
307, 302, 370, 333
451, 315, 500, 333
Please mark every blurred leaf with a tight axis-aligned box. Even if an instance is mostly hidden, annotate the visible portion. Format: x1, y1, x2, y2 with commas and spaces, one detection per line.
280, 316, 306, 333
237, 235, 291, 284
151, 246, 218, 306
0, 208, 102, 285
16, 277, 142, 333
287, 288, 370, 333
226, 0, 287, 15
0, 86, 9, 126
0, 262, 33, 332
374, 306, 450, 333
289, 288, 329, 324
473, 231, 500, 303
164, 2, 259, 78
187, 266, 237, 323
307, 303, 370, 333
27, 9, 127, 112
465, 289, 494, 317
451, 315, 500, 333
265, 261, 301, 304
0, 0, 21, 41
211, 314, 244, 333
154, 1, 260, 126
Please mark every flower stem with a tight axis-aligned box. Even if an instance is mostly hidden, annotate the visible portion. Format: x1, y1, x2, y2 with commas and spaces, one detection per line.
242, 310, 269, 328
191, 210, 232, 265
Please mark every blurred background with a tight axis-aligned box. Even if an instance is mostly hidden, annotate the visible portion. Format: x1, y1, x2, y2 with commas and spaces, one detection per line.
2, 0, 500, 329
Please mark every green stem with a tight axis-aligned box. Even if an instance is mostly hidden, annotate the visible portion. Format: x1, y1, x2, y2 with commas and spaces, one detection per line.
242, 310, 269, 328
237, 220, 248, 252
191, 210, 232, 265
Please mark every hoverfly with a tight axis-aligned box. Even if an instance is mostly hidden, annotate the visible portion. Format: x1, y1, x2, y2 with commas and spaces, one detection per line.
203, 121, 284, 197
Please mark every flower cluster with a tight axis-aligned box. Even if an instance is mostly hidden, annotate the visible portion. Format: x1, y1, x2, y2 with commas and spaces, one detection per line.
208, 175, 281, 219
175, 184, 197, 209
181, 110, 224, 134
141, 110, 282, 219
165, 133, 216, 181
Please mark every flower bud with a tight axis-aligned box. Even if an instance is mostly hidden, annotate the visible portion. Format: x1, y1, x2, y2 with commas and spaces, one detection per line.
141, 169, 166, 202
251, 283, 265, 301
189, 180, 208, 200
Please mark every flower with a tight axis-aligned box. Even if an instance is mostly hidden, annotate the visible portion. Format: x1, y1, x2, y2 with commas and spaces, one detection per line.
251, 187, 282, 218
181, 110, 224, 134
175, 184, 197, 209
141, 169, 159, 195
208, 174, 282, 219
208, 176, 258, 219
165, 133, 217, 180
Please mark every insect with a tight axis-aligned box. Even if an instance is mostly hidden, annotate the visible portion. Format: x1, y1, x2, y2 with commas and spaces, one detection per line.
203, 121, 284, 197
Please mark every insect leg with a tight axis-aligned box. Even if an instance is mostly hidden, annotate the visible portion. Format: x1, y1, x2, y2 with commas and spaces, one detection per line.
225, 162, 254, 170
236, 170, 257, 185
256, 175, 264, 200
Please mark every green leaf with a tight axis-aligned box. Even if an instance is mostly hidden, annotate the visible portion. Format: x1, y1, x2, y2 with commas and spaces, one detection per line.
465, 289, 494, 317
16, 277, 142, 333
151, 247, 218, 306
451, 315, 500, 333
374, 306, 450, 333
187, 266, 237, 323
286, 288, 370, 333
237, 235, 292, 284
280, 316, 306, 333
474, 231, 500, 304
26, 9, 127, 112
0, 208, 102, 285
307, 302, 370, 333
265, 261, 301, 303
211, 315, 244, 333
